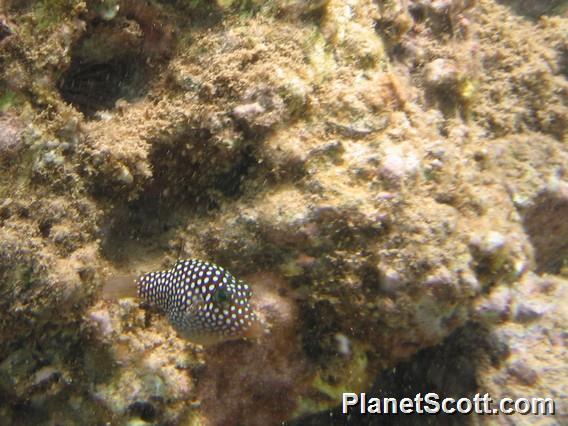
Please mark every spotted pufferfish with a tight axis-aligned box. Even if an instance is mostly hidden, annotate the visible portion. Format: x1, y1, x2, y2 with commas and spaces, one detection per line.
103, 259, 264, 345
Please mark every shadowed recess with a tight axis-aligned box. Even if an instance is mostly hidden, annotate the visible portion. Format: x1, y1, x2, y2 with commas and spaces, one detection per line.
522, 188, 568, 274
58, 54, 149, 118
289, 324, 506, 426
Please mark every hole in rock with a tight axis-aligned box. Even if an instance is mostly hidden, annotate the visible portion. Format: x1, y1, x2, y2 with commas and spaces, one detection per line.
56, 8, 171, 118
128, 401, 157, 423
58, 54, 149, 118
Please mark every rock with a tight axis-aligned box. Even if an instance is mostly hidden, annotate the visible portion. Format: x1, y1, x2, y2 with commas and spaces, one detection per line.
470, 231, 506, 255
379, 143, 421, 183
522, 181, 568, 273
88, 309, 114, 336
0, 113, 25, 162
30, 366, 61, 389
474, 275, 568, 424
424, 58, 460, 89
514, 301, 547, 323
474, 286, 512, 323
232, 102, 266, 121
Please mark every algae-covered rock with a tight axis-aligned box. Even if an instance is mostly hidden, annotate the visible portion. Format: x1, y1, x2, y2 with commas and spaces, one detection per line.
474, 274, 568, 424
0, 0, 567, 424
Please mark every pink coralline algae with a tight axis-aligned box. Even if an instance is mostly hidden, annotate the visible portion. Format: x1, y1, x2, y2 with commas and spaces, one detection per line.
0, 113, 25, 162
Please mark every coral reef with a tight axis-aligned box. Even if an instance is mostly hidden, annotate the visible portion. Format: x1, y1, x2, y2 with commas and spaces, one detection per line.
469, 273, 568, 426
0, 0, 566, 424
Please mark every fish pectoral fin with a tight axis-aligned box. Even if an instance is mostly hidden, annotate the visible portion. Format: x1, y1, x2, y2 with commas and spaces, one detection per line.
184, 295, 205, 317
183, 303, 199, 317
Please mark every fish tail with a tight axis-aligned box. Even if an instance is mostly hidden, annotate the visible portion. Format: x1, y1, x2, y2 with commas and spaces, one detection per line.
101, 274, 138, 300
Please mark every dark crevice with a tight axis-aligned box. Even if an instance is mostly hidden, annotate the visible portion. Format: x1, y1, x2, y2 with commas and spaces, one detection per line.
147, 133, 257, 204
0, 19, 13, 42
289, 323, 507, 426
128, 401, 158, 423
38, 220, 52, 238
99, 132, 260, 265
496, 0, 567, 19
56, 7, 172, 118
58, 54, 150, 118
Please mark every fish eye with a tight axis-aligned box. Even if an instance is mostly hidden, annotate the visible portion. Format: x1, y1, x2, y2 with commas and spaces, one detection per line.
213, 288, 231, 304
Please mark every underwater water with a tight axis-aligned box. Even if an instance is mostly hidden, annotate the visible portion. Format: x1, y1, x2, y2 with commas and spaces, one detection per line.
0, 0, 567, 425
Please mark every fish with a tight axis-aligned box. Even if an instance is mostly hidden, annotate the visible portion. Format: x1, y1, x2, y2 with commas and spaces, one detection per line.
102, 259, 265, 345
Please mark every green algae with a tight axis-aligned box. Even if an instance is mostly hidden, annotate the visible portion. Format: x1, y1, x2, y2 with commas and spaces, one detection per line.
306, 31, 336, 84
294, 340, 372, 418
32, 0, 84, 30
0, 90, 16, 112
